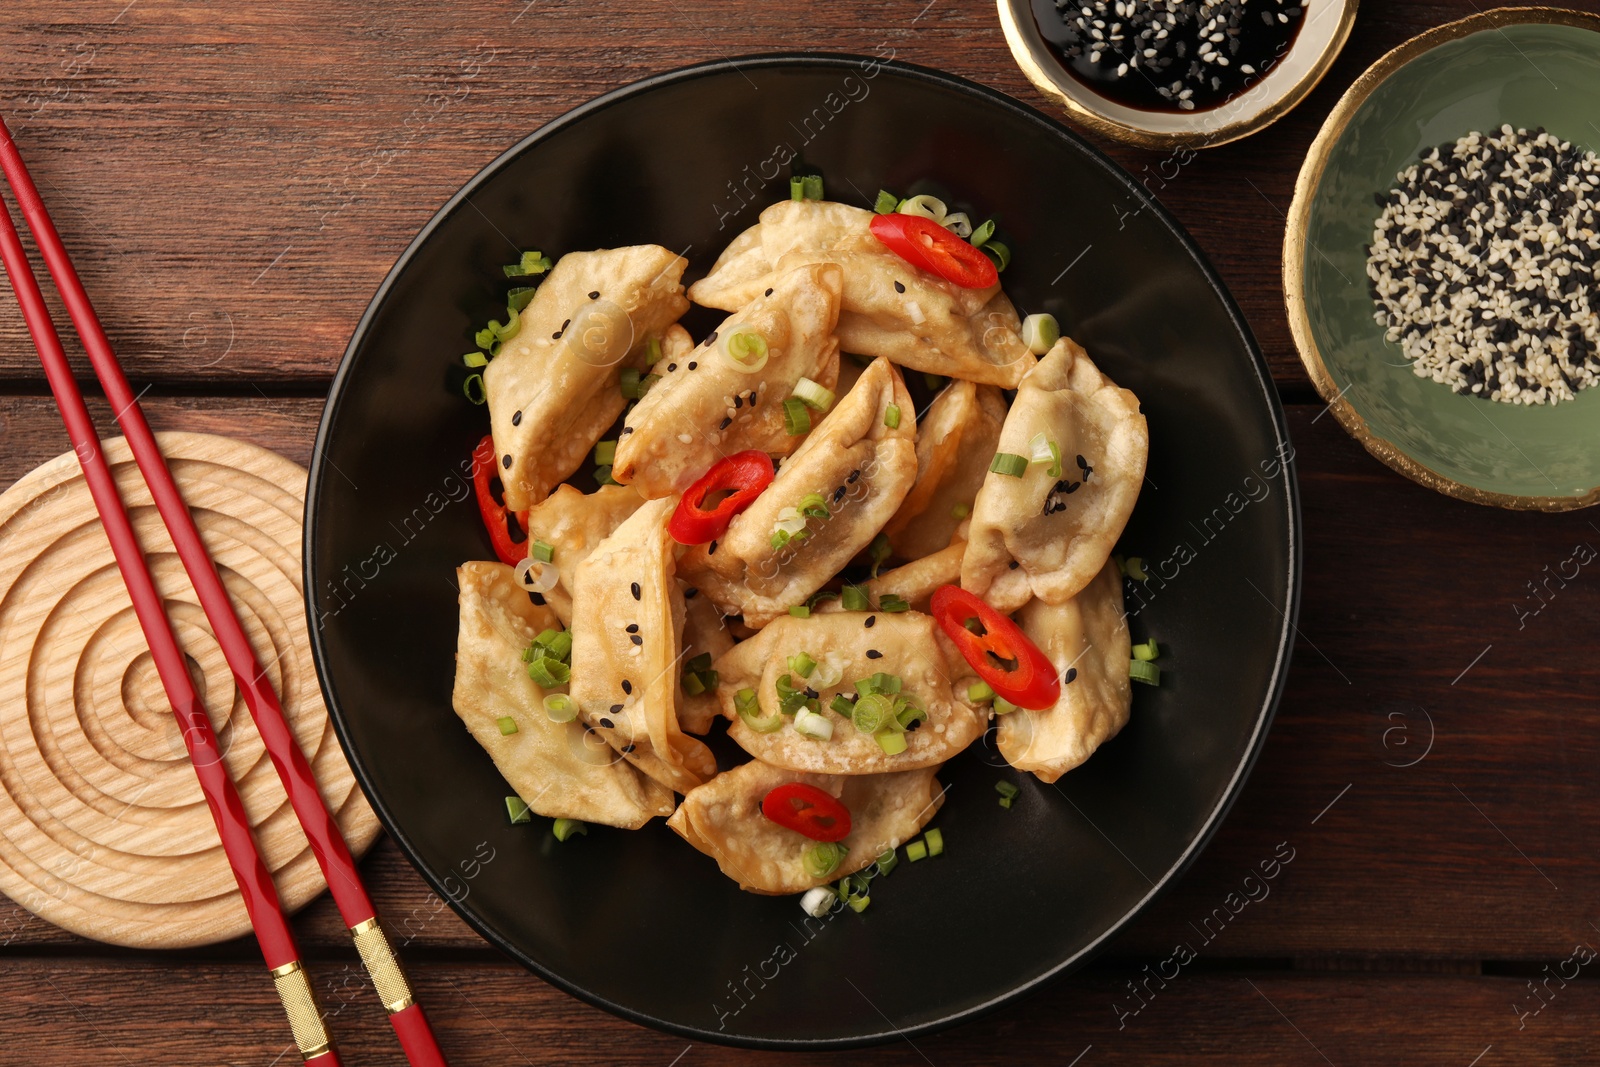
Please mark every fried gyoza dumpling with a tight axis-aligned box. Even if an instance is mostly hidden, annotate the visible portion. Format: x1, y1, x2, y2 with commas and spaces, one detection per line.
714, 612, 988, 774
520, 483, 645, 625
962, 337, 1148, 613
451, 561, 672, 828
678, 582, 733, 735
679, 357, 917, 627
570, 499, 717, 794
1000, 561, 1132, 782
690, 200, 1035, 388
881, 380, 1007, 559
668, 759, 944, 894
485, 245, 689, 510
611, 262, 843, 498
817, 539, 965, 616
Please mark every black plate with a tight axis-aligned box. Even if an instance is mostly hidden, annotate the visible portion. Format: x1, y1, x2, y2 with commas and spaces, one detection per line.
305, 54, 1300, 1049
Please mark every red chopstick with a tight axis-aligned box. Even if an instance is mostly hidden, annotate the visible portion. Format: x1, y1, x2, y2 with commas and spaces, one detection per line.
0, 115, 447, 1066
0, 167, 341, 1067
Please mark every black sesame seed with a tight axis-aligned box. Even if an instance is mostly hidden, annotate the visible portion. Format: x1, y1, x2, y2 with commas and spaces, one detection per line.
894, 280, 905, 293
733, 395, 743, 409
512, 410, 523, 426
630, 634, 643, 646
588, 290, 600, 299
708, 540, 718, 555
1065, 667, 1078, 684
625, 623, 639, 633
846, 469, 861, 484
630, 582, 641, 600
502, 454, 513, 469
804, 686, 818, 699
719, 417, 732, 429
864, 615, 876, 628
1008, 560, 1020, 570
764, 288, 774, 297
621, 426, 634, 435
621, 679, 632, 694
667, 363, 677, 372
704, 331, 718, 347
622, 743, 636, 753
866, 649, 882, 659
688, 361, 698, 370
599, 717, 615, 729
832, 486, 846, 503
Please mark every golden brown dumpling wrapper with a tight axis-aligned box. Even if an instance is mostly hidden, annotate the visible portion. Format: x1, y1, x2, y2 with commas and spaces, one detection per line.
485, 245, 689, 510
962, 337, 1148, 613
612, 262, 843, 498
1000, 561, 1132, 782
882, 380, 1006, 559
520, 483, 645, 625
818, 540, 966, 617
667, 759, 944, 894
690, 200, 1034, 387
678, 581, 733, 735
570, 499, 717, 794
679, 357, 917, 627
714, 612, 987, 774
451, 561, 672, 828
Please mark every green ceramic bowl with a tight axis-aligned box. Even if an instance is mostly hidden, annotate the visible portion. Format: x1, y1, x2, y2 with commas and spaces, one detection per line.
1286, 6, 1600, 510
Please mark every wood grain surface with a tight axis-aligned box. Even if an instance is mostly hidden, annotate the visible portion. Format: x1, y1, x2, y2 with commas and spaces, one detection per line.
2, 1, 1598, 1063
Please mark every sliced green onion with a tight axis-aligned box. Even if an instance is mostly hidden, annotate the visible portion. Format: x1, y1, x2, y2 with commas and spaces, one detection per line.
1132, 640, 1160, 662
684, 653, 713, 674
620, 367, 659, 399
644, 335, 663, 364
1130, 659, 1162, 686
681, 671, 706, 697
803, 841, 846, 878
800, 886, 836, 917
462, 350, 489, 368
736, 687, 784, 733
897, 194, 947, 222
474, 325, 497, 350
999, 796, 1014, 810
496, 715, 519, 735
1021, 312, 1060, 355
868, 533, 892, 576
906, 839, 928, 862
552, 818, 587, 842
874, 848, 899, 876
875, 730, 907, 755
504, 250, 551, 278
1125, 557, 1150, 581
802, 174, 824, 200
797, 492, 830, 520
1028, 432, 1063, 478
782, 397, 812, 436
942, 211, 974, 238
923, 373, 946, 392
995, 780, 1020, 800
770, 529, 792, 550
847, 893, 871, 913
989, 452, 1029, 478
543, 693, 577, 723
789, 175, 806, 201
830, 693, 856, 716
531, 540, 555, 563
807, 589, 841, 608
722, 329, 769, 374
970, 218, 997, 247
789, 604, 812, 619
593, 439, 616, 466
788, 651, 817, 679
793, 376, 835, 411
840, 585, 871, 612
874, 188, 899, 214
774, 506, 809, 538
859, 672, 902, 696
462, 373, 487, 405
883, 404, 902, 429
981, 240, 1011, 272
535, 628, 573, 662
877, 594, 910, 613
594, 465, 618, 486
527, 656, 571, 688
774, 673, 814, 716
895, 702, 928, 729
951, 502, 971, 520
505, 796, 532, 824
794, 708, 834, 741
993, 694, 1019, 715
924, 828, 944, 856
700, 669, 719, 692
491, 307, 522, 342
967, 680, 995, 703
507, 286, 537, 313
852, 692, 895, 733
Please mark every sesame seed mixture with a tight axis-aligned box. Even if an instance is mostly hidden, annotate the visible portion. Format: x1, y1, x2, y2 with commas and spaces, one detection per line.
1366, 127, 1600, 406
1032, 0, 1306, 112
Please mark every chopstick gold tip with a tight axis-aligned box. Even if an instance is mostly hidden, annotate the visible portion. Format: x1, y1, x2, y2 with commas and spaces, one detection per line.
351, 918, 417, 1015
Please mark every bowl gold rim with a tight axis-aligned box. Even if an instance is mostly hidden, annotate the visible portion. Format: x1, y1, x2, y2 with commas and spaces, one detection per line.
997, 0, 1360, 151
1284, 5, 1600, 513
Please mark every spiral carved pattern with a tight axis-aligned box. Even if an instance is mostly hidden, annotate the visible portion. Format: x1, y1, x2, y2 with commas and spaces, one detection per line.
0, 432, 378, 948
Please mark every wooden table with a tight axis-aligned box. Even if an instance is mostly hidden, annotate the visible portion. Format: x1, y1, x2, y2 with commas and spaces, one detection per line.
3, 2, 1597, 1063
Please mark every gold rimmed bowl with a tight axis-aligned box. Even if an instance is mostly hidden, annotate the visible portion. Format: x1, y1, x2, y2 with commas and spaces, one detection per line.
1286, 6, 1600, 510
999, 0, 1359, 150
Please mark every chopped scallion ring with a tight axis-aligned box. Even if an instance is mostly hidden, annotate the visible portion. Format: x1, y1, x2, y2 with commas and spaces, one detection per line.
503, 250, 551, 278
981, 240, 1011, 272
1028, 432, 1063, 478
789, 605, 812, 618
721, 329, 769, 374
840, 585, 871, 612
552, 818, 587, 842
794, 708, 834, 741
619, 367, 658, 399
967, 680, 995, 703
883, 404, 902, 429
803, 841, 846, 878
787, 651, 817, 678
869, 533, 892, 576
789, 175, 806, 201
989, 452, 1029, 478
847, 894, 871, 913
531, 540, 555, 563
513, 556, 560, 595
496, 715, 518, 736
874, 188, 899, 214
1021, 312, 1060, 355
1125, 557, 1150, 581
527, 656, 571, 688
906, 840, 928, 862
995, 780, 1020, 800
802, 174, 824, 200
1132, 640, 1160, 662
877, 594, 910, 613
681, 671, 706, 697
593, 440, 616, 466
792, 377, 835, 411
543, 693, 577, 723
993, 694, 1019, 715
507, 286, 537, 312
462, 350, 489, 368
800, 886, 836, 917
923, 373, 945, 391
505, 796, 532, 824
797, 492, 830, 519
1130, 659, 1162, 686
970, 218, 997, 247
942, 211, 974, 238
829, 693, 855, 716
774, 506, 809, 538
852, 692, 895, 734
924, 828, 944, 856
736, 687, 784, 733
951, 502, 971, 520
462, 373, 487, 405
999, 796, 1014, 809
594, 465, 618, 486
782, 397, 812, 436
810, 655, 843, 688
897, 193, 948, 223
875, 730, 908, 755
874, 848, 899, 876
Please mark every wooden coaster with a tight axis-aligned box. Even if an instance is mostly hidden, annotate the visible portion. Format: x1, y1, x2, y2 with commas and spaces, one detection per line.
0, 431, 379, 949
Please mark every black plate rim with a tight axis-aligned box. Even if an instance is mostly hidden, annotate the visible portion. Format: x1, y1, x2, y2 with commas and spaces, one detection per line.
304, 50, 1303, 1050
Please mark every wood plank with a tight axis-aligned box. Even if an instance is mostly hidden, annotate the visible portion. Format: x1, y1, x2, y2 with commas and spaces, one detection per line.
0, 1, 1480, 391
1, 396, 1597, 963
0, 957, 1593, 1065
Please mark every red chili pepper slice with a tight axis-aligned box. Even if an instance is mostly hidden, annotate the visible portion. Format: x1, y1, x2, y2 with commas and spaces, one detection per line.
930, 585, 1061, 710
868, 212, 1000, 290
471, 434, 528, 566
668, 450, 775, 545
760, 782, 852, 843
